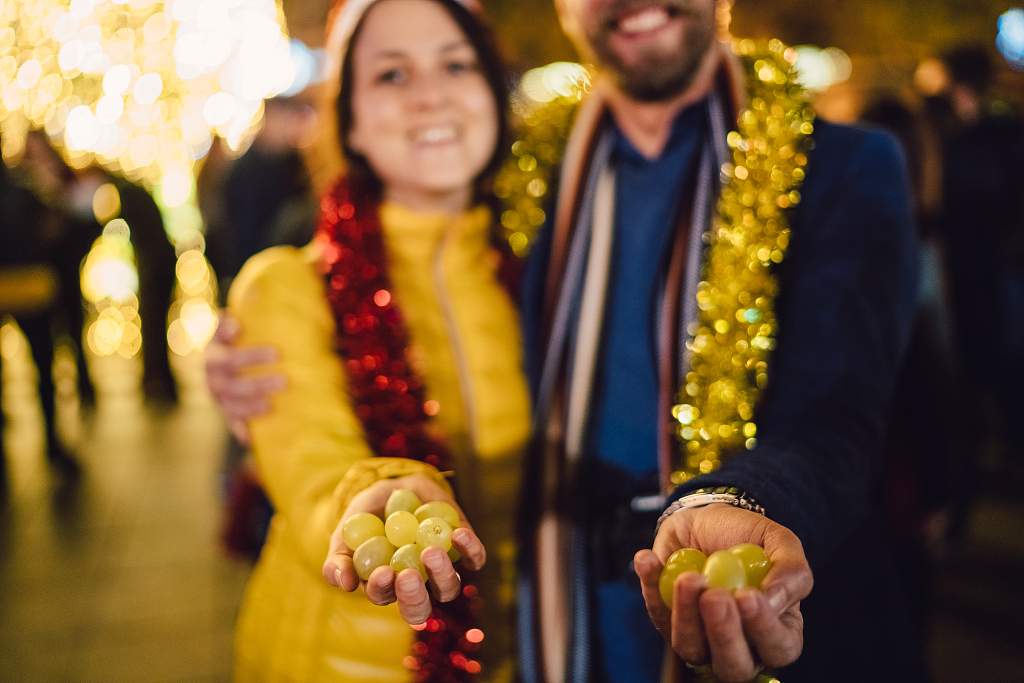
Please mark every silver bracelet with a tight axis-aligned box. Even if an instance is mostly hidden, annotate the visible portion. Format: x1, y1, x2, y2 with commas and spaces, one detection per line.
656, 486, 766, 533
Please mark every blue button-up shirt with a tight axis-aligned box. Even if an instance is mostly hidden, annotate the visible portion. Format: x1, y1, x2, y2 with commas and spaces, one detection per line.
587, 100, 707, 683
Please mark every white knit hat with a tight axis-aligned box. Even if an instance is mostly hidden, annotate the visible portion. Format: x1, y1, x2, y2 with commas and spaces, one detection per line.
321, 0, 484, 88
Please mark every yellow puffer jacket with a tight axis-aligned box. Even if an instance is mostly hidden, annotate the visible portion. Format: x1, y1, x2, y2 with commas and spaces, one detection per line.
229, 203, 531, 682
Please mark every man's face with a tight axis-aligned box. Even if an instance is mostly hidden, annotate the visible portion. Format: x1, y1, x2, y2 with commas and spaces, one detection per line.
558, 0, 717, 101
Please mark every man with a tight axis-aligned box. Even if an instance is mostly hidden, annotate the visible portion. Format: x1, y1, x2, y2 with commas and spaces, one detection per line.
517, 1, 919, 682
940, 45, 1024, 534
19, 131, 100, 408
68, 165, 180, 403
208, 1, 922, 681
1, 147, 80, 478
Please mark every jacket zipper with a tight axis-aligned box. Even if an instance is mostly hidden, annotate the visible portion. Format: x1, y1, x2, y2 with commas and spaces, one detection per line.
432, 221, 479, 458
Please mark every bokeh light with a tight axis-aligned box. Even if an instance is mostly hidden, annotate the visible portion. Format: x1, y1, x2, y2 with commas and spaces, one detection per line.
793, 45, 853, 92
997, 8, 1024, 70
0, 0, 294, 183
517, 61, 590, 104
914, 57, 950, 96
0, 0, 305, 362
280, 39, 327, 98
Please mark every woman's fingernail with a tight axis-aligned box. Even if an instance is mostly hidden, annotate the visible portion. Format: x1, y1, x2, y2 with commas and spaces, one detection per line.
395, 571, 415, 593
334, 568, 343, 587
424, 552, 443, 572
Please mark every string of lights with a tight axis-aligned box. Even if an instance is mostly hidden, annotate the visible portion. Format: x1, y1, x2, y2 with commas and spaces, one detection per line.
0, 0, 302, 359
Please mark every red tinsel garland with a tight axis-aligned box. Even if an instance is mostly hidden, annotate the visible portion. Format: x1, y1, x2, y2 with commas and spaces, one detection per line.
315, 176, 484, 682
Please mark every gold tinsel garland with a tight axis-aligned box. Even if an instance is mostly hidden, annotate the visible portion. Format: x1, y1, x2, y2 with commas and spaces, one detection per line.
671, 39, 814, 485
494, 83, 587, 257
497, 40, 814, 487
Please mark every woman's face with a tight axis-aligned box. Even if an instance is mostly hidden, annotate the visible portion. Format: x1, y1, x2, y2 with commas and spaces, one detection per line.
347, 0, 499, 211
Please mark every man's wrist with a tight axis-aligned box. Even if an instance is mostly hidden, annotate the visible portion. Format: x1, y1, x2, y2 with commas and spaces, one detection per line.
656, 486, 766, 533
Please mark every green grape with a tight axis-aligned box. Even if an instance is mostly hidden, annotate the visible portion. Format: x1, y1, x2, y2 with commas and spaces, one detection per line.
384, 511, 419, 547
390, 543, 427, 580
728, 543, 771, 588
702, 550, 747, 591
448, 547, 461, 564
665, 548, 707, 573
352, 536, 396, 581
342, 512, 385, 551
659, 565, 684, 607
414, 501, 460, 527
416, 517, 453, 552
659, 548, 707, 606
689, 664, 716, 683
385, 489, 422, 518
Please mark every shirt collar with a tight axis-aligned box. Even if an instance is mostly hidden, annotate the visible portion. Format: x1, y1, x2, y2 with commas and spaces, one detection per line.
610, 97, 709, 165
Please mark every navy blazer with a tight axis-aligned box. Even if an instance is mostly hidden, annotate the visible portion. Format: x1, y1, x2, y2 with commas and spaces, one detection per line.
520, 120, 924, 680
668, 121, 920, 565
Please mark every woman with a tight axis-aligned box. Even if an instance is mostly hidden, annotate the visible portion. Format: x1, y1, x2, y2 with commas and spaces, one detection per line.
228, 0, 530, 681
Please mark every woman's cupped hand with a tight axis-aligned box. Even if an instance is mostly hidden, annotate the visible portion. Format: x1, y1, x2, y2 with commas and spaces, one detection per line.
322, 473, 486, 625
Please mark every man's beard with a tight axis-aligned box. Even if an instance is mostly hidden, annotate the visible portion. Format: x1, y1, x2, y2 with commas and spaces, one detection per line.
587, 0, 716, 102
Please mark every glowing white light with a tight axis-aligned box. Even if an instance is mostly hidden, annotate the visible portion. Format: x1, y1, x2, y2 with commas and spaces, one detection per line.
16, 58, 42, 88
52, 14, 78, 43
103, 217, 131, 239
158, 166, 193, 208
197, 3, 231, 32
103, 64, 133, 95
3, 0, 294, 205
58, 40, 85, 72
69, 0, 96, 20
201, 34, 232, 70
203, 91, 236, 127
84, 254, 138, 302
1, 84, 24, 112
96, 94, 124, 123
280, 39, 323, 97
133, 72, 162, 104
124, 135, 155, 169
38, 73, 64, 103
179, 297, 217, 348
229, 14, 293, 98
44, 108, 67, 135
142, 12, 172, 44
794, 45, 852, 92
519, 62, 590, 103
94, 123, 122, 155
65, 104, 99, 149
997, 8, 1024, 70
170, 0, 201, 24
189, 133, 212, 160
80, 40, 109, 75
823, 48, 852, 84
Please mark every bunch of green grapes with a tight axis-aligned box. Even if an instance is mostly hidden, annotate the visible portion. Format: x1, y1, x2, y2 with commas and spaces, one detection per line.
658, 543, 772, 607
341, 489, 462, 582
661, 545, 778, 682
